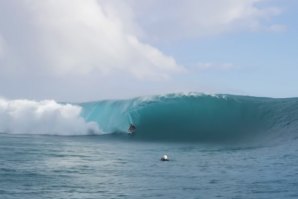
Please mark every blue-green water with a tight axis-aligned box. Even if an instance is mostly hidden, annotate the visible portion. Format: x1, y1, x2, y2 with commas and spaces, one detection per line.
80, 94, 298, 141
1, 93, 298, 198
1, 134, 298, 199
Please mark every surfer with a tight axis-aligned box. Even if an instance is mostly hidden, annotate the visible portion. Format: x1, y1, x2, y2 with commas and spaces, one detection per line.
128, 124, 136, 135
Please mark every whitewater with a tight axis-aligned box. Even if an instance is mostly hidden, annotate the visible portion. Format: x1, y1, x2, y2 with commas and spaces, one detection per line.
1, 93, 298, 198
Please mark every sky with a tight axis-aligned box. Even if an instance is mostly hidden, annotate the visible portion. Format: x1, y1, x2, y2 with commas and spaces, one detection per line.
0, 0, 297, 102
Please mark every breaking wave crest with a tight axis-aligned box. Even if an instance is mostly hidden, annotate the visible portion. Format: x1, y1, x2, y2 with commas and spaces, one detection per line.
0, 98, 100, 135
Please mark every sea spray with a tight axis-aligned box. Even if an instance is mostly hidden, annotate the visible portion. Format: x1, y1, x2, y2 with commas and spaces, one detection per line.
0, 98, 100, 135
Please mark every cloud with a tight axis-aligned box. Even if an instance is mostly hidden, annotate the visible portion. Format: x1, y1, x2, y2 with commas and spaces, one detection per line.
0, 0, 183, 80
0, 0, 285, 100
0, 1, 282, 80
195, 62, 235, 71
128, 0, 284, 41
0, 98, 100, 135
268, 24, 287, 32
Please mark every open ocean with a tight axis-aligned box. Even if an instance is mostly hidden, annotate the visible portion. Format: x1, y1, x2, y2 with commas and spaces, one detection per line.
1, 93, 298, 198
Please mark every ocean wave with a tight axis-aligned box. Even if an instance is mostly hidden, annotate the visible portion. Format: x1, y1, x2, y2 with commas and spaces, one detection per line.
1, 93, 298, 141
81, 93, 298, 141
0, 98, 100, 135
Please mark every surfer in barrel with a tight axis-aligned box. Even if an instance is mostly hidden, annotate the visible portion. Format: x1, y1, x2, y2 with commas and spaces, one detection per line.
128, 123, 136, 135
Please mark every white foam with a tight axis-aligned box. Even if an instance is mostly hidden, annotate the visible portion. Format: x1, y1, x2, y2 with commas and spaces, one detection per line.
0, 98, 100, 135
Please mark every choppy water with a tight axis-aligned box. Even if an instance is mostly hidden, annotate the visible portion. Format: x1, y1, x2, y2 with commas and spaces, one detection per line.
1, 134, 298, 199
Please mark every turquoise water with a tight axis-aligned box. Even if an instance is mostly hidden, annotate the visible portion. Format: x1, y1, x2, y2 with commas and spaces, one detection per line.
80, 94, 298, 141
1, 93, 298, 198
1, 134, 298, 198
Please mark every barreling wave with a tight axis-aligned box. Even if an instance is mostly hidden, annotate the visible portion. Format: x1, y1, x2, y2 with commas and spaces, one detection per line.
80, 93, 298, 141
1, 93, 298, 141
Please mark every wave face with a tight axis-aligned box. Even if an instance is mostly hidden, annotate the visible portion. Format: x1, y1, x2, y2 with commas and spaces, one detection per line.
80, 93, 298, 141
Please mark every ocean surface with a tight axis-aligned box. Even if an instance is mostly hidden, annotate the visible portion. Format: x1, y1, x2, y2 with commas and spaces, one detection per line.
1, 93, 298, 198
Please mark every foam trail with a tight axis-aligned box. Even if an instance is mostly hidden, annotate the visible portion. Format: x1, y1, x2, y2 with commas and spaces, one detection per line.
0, 98, 100, 135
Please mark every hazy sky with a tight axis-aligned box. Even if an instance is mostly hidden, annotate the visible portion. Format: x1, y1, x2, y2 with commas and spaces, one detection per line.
0, 0, 297, 101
